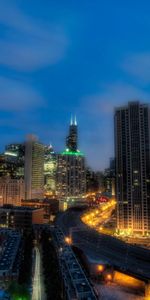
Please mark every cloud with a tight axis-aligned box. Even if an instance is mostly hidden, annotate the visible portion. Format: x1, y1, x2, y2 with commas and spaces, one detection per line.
0, 0, 68, 71
79, 82, 150, 170
0, 77, 44, 111
82, 82, 149, 116
122, 53, 150, 83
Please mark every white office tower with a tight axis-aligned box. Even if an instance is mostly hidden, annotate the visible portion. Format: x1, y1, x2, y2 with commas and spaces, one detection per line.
25, 135, 44, 200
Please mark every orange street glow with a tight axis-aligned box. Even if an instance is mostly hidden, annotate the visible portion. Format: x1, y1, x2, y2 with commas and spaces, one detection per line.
97, 264, 104, 272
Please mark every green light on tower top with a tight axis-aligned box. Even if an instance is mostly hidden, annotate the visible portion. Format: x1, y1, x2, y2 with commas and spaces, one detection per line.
61, 148, 84, 156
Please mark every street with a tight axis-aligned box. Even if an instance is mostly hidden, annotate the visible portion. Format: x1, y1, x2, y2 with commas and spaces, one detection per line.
95, 283, 144, 300
56, 209, 150, 281
32, 247, 43, 300
81, 199, 116, 233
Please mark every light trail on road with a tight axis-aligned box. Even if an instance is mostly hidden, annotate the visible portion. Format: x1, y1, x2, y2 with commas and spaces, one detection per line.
56, 208, 150, 285
81, 199, 116, 234
32, 247, 42, 300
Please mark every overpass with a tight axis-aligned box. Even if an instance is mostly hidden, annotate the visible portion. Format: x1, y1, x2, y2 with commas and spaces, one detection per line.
53, 226, 98, 300
56, 208, 150, 296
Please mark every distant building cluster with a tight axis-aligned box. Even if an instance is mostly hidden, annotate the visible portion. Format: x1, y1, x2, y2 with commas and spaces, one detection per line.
0, 101, 149, 236
0, 117, 87, 210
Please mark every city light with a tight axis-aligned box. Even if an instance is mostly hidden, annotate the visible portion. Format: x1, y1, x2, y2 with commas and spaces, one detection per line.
61, 150, 84, 156
81, 199, 116, 234
0, 1, 150, 299
4, 151, 18, 157
105, 274, 112, 281
64, 236, 72, 245
97, 264, 104, 272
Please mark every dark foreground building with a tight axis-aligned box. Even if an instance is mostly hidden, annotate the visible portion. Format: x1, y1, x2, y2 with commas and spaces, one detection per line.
0, 205, 44, 231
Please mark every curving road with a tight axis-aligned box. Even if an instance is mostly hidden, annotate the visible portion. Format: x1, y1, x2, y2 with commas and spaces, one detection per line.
56, 208, 150, 281
32, 247, 42, 300
81, 200, 116, 233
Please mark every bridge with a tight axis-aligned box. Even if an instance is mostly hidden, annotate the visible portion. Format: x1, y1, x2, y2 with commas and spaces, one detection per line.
56, 208, 150, 297
53, 226, 98, 300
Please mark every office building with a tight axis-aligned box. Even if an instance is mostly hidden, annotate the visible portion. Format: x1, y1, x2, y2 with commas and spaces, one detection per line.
24, 135, 44, 200
57, 152, 86, 198
0, 205, 44, 230
0, 176, 24, 206
44, 145, 57, 196
4, 143, 25, 179
115, 101, 150, 235
5, 143, 25, 165
57, 117, 86, 199
103, 158, 116, 197
86, 168, 100, 193
0, 144, 24, 180
0, 154, 16, 178
66, 115, 78, 151
22, 198, 59, 222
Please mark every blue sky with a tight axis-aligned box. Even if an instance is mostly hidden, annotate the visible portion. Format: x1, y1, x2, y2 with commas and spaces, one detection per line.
0, 0, 150, 170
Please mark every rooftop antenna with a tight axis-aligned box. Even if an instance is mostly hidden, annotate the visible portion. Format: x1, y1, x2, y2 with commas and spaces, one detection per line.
70, 115, 73, 125
74, 115, 77, 126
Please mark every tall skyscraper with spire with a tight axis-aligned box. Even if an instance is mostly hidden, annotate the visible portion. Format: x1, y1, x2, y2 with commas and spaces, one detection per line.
57, 117, 86, 201
66, 116, 78, 151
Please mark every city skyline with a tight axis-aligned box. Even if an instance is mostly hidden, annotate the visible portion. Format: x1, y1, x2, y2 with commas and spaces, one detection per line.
1, 2, 150, 300
1, 1, 150, 169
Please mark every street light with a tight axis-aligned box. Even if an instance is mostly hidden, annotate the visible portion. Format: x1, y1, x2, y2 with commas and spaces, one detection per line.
97, 264, 104, 272
106, 273, 112, 281
64, 236, 72, 245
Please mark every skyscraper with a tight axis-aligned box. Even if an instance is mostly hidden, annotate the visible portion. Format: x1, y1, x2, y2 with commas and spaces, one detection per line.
24, 135, 44, 200
57, 152, 86, 198
103, 158, 116, 197
66, 116, 78, 151
44, 144, 57, 196
115, 101, 150, 236
4, 143, 25, 179
0, 143, 25, 179
57, 117, 86, 199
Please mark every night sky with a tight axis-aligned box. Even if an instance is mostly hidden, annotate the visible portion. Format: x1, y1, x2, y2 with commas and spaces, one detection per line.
0, 0, 150, 170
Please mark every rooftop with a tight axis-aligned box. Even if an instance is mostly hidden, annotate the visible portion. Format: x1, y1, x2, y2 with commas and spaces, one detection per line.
0, 205, 43, 211
0, 229, 21, 273
61, 149, 84, 156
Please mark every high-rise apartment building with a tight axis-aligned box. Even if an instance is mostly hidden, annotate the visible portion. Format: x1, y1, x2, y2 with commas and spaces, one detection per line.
57, 118, 86, 199
24, 135, 44, 200
115, 101, 150, 235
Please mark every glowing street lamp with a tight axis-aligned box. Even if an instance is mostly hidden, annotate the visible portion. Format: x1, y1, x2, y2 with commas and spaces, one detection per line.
106, 273, 112, 281
97, 264, 104, 272
65, 236, 72, 245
